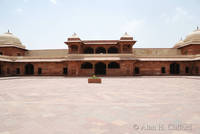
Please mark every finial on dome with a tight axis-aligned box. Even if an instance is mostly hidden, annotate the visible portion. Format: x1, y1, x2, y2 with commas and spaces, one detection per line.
72, 32, 77, 36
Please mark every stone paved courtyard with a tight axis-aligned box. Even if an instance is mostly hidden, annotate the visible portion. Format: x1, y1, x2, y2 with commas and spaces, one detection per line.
0, 76, 200, 134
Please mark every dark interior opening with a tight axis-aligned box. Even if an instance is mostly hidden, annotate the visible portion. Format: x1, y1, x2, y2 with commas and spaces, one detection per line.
81, 62, 93, 69
16, 68, 20, 74
95, 62, 106, 75
185, 67, 189, 73
63, 68, 68, 75
38, 68, 42, 75
25, 64, 34, 75
170, 63, 180, 74
84, 47, 94, 54
161, 67, 166, 74
108, 62, 120, 69
108, 47, 118, 53
96, 47, 106, 54
135, 67, 140, 75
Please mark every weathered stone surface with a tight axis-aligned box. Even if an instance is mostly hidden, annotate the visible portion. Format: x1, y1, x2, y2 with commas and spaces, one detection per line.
0, 76, 199, 134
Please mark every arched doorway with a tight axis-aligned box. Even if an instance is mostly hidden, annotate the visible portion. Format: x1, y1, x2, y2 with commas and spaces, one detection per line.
25, 64, 34, 75
84, 47, 94, 54
108, 47, 118, 53
95, 62, 106, 75
170, 63, 180, 74
96, 47, 106, 54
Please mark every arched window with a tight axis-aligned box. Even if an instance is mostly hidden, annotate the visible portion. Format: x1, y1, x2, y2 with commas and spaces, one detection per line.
108, 47, 118, 53
71, 45, 78, 52
96, 47, 106, 54
84, 47, 94, 54
81, 62, 93, 69
108, 62, 120, 69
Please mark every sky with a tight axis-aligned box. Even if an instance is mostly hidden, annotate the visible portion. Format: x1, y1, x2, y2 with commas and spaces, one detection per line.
0, 0, 200, 50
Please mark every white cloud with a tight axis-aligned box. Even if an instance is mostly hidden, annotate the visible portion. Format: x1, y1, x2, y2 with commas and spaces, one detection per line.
50, 0, 57, 4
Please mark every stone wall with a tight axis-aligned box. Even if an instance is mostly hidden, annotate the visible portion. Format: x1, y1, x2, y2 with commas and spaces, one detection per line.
0, 60, 199, 77
179, 44, 200, 55
0, 47, 26, 56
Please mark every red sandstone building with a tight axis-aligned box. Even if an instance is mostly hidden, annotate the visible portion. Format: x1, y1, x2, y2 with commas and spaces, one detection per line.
0, 29, 200, 77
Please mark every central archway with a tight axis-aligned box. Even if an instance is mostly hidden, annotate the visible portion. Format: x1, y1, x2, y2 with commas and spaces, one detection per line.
95, 62, 106, 75
96, 47, 106, 54
25, 64, 34, 75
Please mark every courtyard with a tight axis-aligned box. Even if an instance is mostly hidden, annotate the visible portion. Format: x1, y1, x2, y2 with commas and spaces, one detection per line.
0, 76, 199, 134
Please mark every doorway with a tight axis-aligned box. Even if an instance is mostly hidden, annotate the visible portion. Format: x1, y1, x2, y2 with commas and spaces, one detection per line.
25, 64, 34, 75
95, 62, 106, 75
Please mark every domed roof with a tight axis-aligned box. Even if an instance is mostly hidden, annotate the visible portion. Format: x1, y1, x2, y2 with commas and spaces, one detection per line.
67, 33, 81, 41
120, 32, 133, 40
0, 31, 25, 49
184, 27, 200, 42
173, 39, 184, 48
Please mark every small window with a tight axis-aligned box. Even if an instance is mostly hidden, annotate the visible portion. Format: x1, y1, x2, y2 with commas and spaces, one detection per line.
0, 52, 3, 55
161, 67, 166, 74
135, 67, 140, 75
38, 68, 42, 75
185, 67, 189, 73
7, 68, 10, 74
17, 53, 21, 56
16, 68, 20, 74
63, 68, 68, 75
196, 67, 199, 74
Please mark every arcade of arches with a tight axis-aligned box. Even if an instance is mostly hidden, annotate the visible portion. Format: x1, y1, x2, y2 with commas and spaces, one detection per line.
1, 61, 199, 76
83, 46, 119, 54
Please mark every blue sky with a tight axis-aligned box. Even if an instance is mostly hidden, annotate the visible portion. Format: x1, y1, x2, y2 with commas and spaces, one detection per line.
0, 0, 200, 49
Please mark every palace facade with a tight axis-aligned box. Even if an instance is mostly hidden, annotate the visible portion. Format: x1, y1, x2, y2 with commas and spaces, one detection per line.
0, 29, 200, 77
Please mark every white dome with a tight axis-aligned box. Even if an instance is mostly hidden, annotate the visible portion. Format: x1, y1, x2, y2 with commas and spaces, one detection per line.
0, 31, 25, 49
184, 29, 200, 42
173, 39, 184, 48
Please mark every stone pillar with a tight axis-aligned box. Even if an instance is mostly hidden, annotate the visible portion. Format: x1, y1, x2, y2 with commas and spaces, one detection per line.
120, 44, 123, 53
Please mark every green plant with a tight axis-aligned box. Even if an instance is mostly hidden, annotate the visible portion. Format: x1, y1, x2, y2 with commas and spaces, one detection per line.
90, 74, 100, 79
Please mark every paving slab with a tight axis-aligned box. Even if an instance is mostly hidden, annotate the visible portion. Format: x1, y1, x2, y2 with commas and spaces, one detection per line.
0, 76, 199, 134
